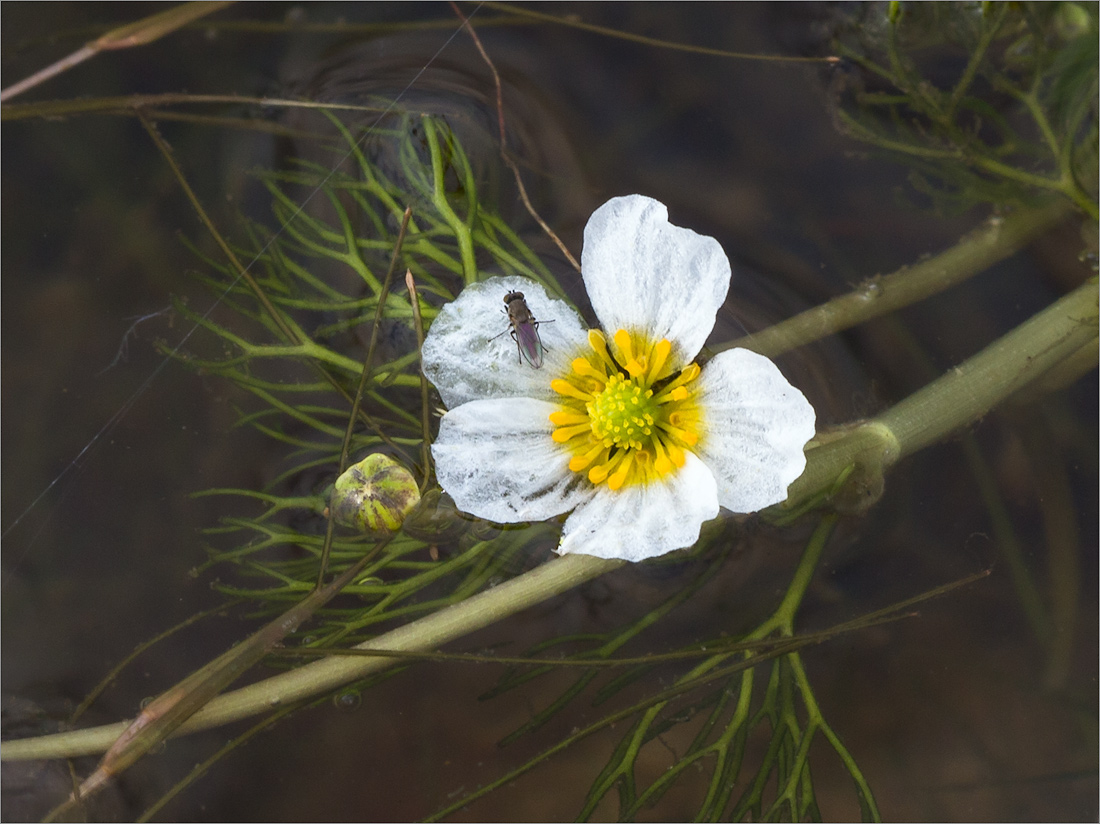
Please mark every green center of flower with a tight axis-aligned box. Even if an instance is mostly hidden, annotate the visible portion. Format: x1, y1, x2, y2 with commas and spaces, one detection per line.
587, 374, 657, 448
549, 328, 702, 490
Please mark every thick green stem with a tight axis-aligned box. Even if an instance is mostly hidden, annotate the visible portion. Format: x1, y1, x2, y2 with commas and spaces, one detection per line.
876, 280, 1097, 458
6, 285, 1095, 767
2, 553, 621, 761
786, 278, 1098, 509
721, 200, 1073, 360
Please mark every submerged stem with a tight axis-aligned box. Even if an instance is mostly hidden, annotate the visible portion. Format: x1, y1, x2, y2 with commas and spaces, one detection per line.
6, 258, 1094, 772
785, 277, 1098, 509
723, 200, 1073, 359
6, 270, 1095, 765
3, 553, 622, 762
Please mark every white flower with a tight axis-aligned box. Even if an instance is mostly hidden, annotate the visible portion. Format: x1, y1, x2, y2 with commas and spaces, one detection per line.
421, 195, 816, 562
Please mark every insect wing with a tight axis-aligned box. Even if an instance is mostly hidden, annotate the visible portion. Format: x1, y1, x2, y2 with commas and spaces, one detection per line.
514, 320, 544, 368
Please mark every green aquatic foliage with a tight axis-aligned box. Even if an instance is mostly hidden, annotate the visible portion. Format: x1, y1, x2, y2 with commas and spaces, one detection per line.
179, 112, 563, 624
8, 8, 1095, 811
830, 1, 1098, 218
170, 112, 888, 819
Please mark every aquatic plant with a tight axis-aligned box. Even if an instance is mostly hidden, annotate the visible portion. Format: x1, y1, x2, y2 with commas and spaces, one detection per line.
830, 1, 1098, 218
2, 3, 1095, 822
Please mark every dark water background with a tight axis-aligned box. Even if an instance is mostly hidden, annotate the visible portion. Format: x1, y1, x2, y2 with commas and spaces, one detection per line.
2, 3, 1096, 820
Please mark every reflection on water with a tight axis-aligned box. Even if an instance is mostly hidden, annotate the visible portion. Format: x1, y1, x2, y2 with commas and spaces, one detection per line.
2, 4, 1095, 821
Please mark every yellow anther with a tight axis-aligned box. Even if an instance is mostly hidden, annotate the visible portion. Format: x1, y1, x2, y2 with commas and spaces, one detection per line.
589, 463, 611, 484
608, 457, 632, 490
572, 358, 604, 379
551, 379, 592, 401
613, 329, 634, 363
569, 442, 605, 472
549, 410, 589, 426
552, 423, 590, 443
587, 329, 620, 373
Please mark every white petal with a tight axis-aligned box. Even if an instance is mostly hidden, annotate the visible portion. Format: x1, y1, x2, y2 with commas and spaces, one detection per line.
556, 452, 719, 561
693, 349, 816, 513
432, 397, 593, 523
421, 276, 588, 409
581, 195, 731, 365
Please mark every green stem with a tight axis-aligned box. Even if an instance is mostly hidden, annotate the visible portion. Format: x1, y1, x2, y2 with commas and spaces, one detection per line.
421, 116, 478, 283
970, 153, 1097, 218
720, 199, 1073, 359
875, 280, 1097, 458
757, 514, 838, 636
2, 553, 622, 761
945, 4, 1007, 117
785, 278, 1098, 509
787, 652, 881, 820
1017, 87, 1063, 166
7, 284, 1095, 767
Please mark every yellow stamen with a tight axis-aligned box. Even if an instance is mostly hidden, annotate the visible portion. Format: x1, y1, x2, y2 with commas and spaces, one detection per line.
661, 420, 699, 447
569, 441, 606, 472
649, 339, 671, 381
572, 358, 604, 380
652, 439, 673, 476
607, 452, 634, 490
549, 328, 704, 491
588, 462, 611, 484
667, 443, 686, 467
551, 379, 593, 401
587, 329, 620, 373
613, 329, 634, 362
552, 423, 591, 443
549, 410, 590, 426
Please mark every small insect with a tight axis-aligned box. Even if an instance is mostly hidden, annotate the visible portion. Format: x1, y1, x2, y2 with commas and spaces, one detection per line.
491, 291, 551, 368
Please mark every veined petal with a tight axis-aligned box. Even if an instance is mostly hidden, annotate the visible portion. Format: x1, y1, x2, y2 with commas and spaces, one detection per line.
557, 452, 719, 561
422, 276, 588, 409
693, 348, 816, 513
432, 397, 593, 523
581, 195, 731, 365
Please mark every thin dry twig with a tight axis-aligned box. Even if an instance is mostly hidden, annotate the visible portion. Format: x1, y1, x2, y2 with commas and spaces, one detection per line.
45, 537, 393, 820
1, 2, 234, 103
138, 109, 403, 450
479, 1, 840, 64
449, 1, 582, 273
405, 270, 434, 486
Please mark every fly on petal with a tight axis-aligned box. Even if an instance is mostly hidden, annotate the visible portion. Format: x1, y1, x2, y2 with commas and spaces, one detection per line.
503, 291, 547, 369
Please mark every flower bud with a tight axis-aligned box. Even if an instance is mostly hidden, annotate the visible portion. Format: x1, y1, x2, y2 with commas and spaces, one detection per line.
329, 454, 420, 532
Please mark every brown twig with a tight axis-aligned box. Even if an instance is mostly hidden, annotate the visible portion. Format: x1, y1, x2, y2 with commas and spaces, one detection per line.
1, 2, 234, 102
449, 1, 582, 273
405, 270, 434, 487
45, 536, 393, 819
478, 1, 841, 64
138, 109, 403, 451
